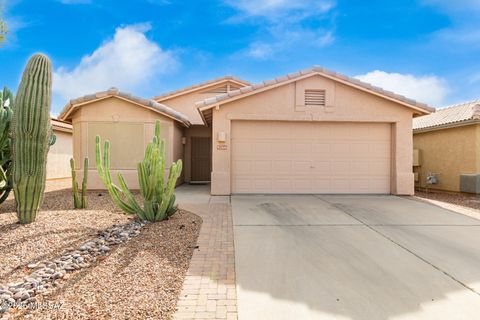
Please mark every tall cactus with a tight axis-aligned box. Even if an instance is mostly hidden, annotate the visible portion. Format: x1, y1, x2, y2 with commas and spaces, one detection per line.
95, 120, 182, 221
70, 157, 88, 209
0, 87, 13, 204
12, 54, 55, 224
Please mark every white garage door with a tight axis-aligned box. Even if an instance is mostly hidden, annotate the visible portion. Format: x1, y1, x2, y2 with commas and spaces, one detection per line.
231, 121, 391, 194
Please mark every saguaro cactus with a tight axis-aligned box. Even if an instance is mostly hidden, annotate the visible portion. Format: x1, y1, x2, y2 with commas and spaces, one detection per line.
95, 120, 182, 221
70, 157, 88, 209
0, 87, 13, 204
12, 54, 55, 224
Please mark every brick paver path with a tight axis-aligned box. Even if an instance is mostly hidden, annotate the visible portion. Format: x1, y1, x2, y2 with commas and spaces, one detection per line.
174, 200, 237, 320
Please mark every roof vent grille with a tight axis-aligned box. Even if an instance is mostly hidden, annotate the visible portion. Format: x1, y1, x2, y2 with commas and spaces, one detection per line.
305, 89, 326, 106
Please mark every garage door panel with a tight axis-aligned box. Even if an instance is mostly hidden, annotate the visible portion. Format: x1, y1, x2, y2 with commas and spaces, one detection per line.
231, 121, 391, 194
312, 143, 330, 154
331, 143, 350, 157
351, 161, 370, 174
232, 160, 252, 173
293, 160, 312, 172
253, 142, 271, 154
311, 178, 331, 193
271, 142, 290, 153
293, 142, 312, 153
254, 160, 272, 172
272, 160, 292, 172
313, 161, 330, 173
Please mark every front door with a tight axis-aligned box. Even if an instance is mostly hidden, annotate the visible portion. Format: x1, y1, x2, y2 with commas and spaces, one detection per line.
191, 137, 211, 182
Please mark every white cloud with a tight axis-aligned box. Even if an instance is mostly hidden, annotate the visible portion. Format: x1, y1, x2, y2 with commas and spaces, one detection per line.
354, 70, 449, 106
225, 0, 334, 21
245, 29, 334, 59
53, 23, 177, 102
225, 0, 336, 59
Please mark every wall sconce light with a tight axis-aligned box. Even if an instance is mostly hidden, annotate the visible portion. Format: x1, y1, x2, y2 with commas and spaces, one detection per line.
217, 131, 226, 142
181, 137, 187, 145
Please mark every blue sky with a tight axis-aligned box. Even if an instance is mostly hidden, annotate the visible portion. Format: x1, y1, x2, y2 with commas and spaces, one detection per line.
1, 0, 479, 115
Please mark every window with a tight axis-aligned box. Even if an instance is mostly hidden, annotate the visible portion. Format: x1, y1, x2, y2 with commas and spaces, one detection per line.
305, 89, 326, 106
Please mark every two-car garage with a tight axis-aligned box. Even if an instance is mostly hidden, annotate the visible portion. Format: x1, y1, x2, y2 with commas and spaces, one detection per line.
231, 121, 391, 194
196, 67, 433, 196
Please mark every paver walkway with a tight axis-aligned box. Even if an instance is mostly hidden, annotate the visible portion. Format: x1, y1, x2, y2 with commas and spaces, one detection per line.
174, 185, 237, 320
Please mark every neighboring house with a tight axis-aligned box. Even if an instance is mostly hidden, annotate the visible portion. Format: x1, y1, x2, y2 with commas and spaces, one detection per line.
58, 66, 433, 195
46, 118, 73, 180
413, 100, 480, 193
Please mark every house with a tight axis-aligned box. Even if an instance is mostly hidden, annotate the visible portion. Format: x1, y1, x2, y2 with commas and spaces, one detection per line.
58, 88, 191, 189
413, 100, 480, 193
47, 118, 73, 180
58, 67, 433, 195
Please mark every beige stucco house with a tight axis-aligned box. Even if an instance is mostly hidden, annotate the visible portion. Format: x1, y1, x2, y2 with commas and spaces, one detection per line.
413, 100, 480, 193
47, 118, 73, 180
58, 67, 433, 195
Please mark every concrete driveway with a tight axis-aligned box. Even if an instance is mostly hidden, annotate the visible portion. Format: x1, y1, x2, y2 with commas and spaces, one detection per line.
232, 195, 480, 320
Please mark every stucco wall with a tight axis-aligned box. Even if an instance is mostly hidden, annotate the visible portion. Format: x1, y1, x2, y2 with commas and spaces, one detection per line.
46, 129, 73, 179
210, 74, 416, 195
70, 96, 183, 189
413, 124, 479, 192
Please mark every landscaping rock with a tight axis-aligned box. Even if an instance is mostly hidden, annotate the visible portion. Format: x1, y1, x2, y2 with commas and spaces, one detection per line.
0, 219, 147, 317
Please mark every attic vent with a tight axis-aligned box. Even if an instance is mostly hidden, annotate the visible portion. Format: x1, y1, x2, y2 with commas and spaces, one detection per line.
305, 89, 326, 106
202, 84, 242, 94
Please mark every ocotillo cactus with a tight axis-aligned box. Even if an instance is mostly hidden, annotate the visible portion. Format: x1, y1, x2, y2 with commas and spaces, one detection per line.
70, 157, 88, 209
12, 54, 55, 224
95, 120, 182, 222
0, 87, 14, 204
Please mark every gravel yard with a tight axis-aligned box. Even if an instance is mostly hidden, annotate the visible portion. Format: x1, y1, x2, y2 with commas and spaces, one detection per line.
415, 189, 480, 211
0, 183, 201, 319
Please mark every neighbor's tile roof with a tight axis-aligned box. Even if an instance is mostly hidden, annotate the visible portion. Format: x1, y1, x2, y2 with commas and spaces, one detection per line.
58, 88, 190, 126
152, 76, 251, 101
413, 100, 480, 131
195, 66, 434, 114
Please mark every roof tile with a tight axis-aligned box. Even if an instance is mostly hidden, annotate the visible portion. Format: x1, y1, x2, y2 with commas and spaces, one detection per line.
58, 89, 191, 126
152, 76, 251, 101
196, 66, 435, 114
413, 100, 480, 131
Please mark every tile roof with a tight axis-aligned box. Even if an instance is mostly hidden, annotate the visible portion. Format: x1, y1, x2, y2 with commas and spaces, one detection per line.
195, 66, 434, 114
51, 118, 73, 133
58, 88, 191, 126
152, 76, 251, 101
413, 100, 480, 131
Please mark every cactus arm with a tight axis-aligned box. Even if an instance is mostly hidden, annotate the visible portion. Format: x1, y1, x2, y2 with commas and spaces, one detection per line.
81, 157, 88, 208
70, 158, 80, 208
116, 172, 144, 215
49, 133, 56, 146
95, 135, 138, 215
157, 159, 182, 219
166, 194, 177, 217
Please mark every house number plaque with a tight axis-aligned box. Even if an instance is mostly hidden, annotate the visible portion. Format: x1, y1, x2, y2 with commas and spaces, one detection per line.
217, 144, 227, 150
